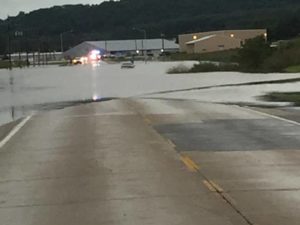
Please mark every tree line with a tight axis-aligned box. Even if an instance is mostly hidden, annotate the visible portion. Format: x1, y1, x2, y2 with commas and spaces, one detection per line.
1, 0, 300, 55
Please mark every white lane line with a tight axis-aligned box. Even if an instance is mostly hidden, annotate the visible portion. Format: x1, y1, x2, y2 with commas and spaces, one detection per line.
0, 116, 32, 149
237, 106, 300, 126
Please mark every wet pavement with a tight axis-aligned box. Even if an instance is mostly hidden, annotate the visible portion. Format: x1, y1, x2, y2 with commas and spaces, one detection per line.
130, 98, 300, 225
250, 106, 300, 123
155, 119, 300, 151
1, 63, 300, 224
0, 100, 248, 225
147, 81, 300, 106
0, 97, 300, 224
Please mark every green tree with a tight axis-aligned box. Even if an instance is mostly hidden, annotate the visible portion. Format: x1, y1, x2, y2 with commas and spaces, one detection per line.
237, 36, 273, 72
1, 0, 300, 54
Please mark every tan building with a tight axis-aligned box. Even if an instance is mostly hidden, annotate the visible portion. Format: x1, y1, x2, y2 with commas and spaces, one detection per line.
179, 29, 267, 54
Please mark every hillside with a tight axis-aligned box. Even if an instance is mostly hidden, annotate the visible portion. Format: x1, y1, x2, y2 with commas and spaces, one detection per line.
1, 0, 300, 53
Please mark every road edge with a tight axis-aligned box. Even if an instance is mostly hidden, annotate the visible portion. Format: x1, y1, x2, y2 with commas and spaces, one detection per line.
0, 116, 32, 149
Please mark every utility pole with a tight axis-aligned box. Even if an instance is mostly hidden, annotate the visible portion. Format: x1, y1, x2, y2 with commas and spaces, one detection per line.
105, 40, 108, 52
7, 19, 12, 70
60, 30, 73, 56
15, 31, 23, 68
133, 27, 147, 63
60, 33, 64, 53
161, 33, 165, 52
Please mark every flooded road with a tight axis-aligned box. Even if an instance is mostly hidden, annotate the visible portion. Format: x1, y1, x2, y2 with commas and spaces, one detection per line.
0, 61, 300, 126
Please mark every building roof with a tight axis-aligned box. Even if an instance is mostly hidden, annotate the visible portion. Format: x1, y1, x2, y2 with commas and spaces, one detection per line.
180, 29, 267, 37
86, 39, 178, 52
63, 38, 179, 58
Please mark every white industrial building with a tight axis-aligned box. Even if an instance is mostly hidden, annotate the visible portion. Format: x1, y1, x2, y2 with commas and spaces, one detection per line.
63, 39, 179, 59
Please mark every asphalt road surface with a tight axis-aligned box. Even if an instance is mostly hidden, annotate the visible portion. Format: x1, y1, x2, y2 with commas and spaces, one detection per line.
1, 98, 300, 225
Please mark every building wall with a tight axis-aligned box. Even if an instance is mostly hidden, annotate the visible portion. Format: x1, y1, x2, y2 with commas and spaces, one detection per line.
179, 29, 267, 53
186, 35, 242, 54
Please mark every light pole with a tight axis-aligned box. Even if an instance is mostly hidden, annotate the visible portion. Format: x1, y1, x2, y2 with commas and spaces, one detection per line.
14, 31, 23, 67
7, 23, 12, 69
133, 27, 147, 63
161, 33, 165, 53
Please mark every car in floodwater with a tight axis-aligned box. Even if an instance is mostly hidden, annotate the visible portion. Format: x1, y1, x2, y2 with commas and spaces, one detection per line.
121, 62, 135, 69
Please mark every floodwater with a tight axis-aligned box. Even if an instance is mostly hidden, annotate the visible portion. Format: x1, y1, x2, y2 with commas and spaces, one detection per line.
0, 61, 300, 126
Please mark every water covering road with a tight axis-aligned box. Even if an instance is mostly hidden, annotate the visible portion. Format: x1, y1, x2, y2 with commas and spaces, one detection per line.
1, 61, 300, 126
1, 62, 300, 225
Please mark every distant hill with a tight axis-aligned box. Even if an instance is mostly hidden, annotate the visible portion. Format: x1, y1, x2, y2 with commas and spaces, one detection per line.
1, 0, 300, 53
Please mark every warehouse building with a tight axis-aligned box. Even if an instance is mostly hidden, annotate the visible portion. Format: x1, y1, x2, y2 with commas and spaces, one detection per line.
179, 29, 267, 54
63, 39, 179, 59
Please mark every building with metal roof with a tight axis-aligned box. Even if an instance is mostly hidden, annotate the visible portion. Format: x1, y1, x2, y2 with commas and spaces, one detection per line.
63, 39, 179, 59
179, 29, 267, 54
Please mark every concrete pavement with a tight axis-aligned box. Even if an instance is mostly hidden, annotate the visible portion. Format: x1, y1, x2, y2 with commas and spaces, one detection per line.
1, 98, 300, 224
0, 99, 247, 225
131, 98, 300, 225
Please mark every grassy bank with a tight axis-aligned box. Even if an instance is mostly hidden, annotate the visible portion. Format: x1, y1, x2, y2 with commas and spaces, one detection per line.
0, 60, 70, 69
167, 62, 239, 74
170, 49, 238, 63
263, 92, 300, 106
285, 65, 300, 73
0, 61, 11, 69
0, 60, 31, 69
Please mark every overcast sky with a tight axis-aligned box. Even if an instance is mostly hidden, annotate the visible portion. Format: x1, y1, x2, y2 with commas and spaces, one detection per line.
1, 0, 104, 19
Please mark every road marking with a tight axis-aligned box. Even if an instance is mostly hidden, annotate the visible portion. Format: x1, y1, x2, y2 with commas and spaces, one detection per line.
180, 154, 200, 172
210, 180, 224, 193
167, 139, 176, 148
144, 117, 151, 125
203, 180, 216, 192
203, 180, 224, 193
0, 116, 32, 149
237, 106, 300, 126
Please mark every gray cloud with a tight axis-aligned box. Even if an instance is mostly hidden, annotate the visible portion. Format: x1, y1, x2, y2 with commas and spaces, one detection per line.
1, 0, 104, 19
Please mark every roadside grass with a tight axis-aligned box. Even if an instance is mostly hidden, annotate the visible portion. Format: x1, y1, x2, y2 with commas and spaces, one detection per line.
0, 60, 69, 69
0, 61, 11, 69
284, 65, 300, 73
263, 92, 300, 106
190, 63, 239, 73
48, 61, 69, 66
167, 64, 190, 74
170, 49, 239, 63
0, 60, 30, 69
167, 62, 239, 74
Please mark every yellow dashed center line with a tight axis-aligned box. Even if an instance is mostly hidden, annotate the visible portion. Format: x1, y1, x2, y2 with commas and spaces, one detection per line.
180, 155, 200, 172
203, 180, 216, 192
210, 180, 224, 193
144, 117, 151, 125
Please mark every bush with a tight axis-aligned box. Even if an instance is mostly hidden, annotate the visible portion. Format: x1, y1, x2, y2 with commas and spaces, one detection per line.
190, 63, 239, 72
238, 36, 300, 73
263, 45, 300, 72
167, 64, 190, 74
167, 62, 239, 74
263, 92, 300, 106
237, 36, 273, 72
170, 49, 239, 63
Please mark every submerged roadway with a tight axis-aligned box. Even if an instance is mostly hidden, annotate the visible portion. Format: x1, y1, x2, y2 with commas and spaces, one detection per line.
1, 98, 300, 225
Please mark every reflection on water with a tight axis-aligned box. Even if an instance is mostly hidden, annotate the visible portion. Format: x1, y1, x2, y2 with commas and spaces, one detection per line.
0, 106, 26, 125
0, 61, 300, 126
0, 69, 24, 125
0, 61, 177, 126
